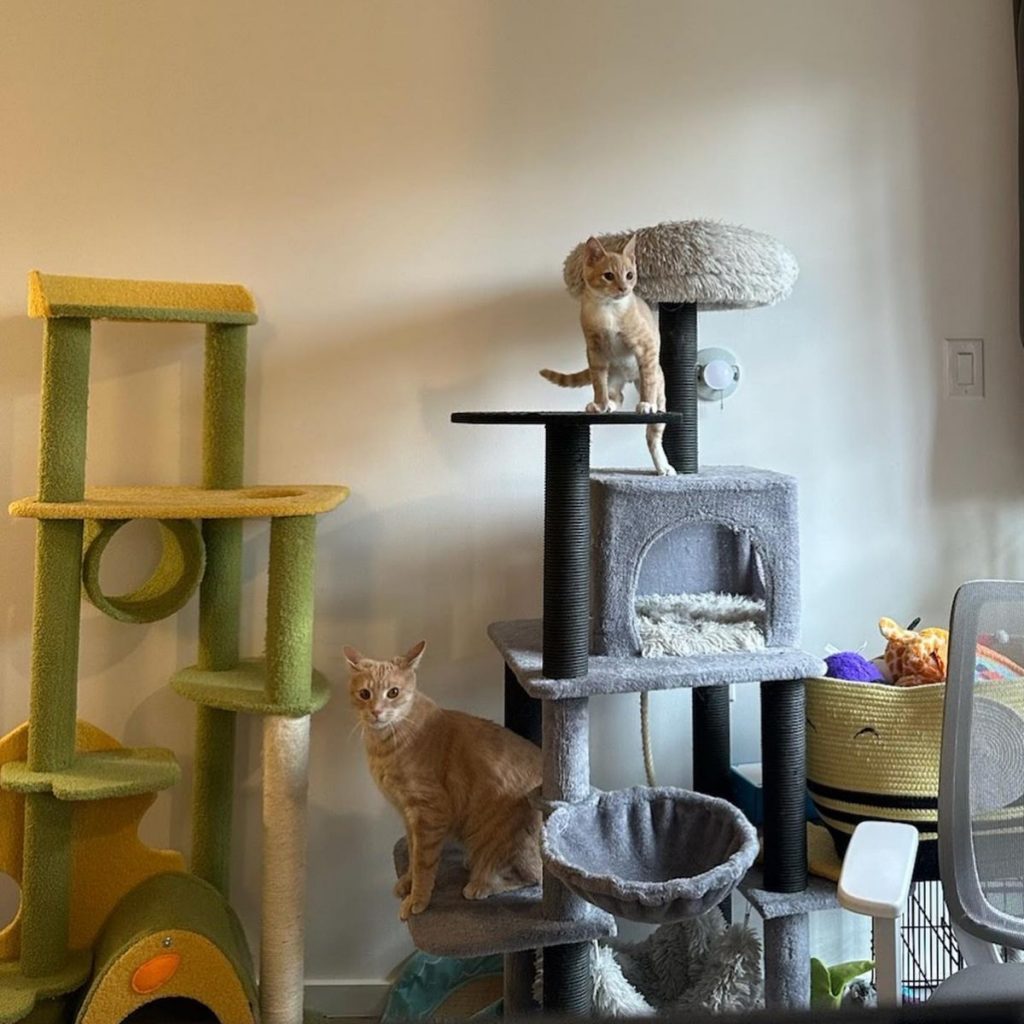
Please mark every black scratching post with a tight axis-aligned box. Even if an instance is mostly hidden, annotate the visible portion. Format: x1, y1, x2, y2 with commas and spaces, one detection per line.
658, 301, 698, 475
504, 663, 541, 748
658, 302, 734, 813
692, 687, 732, 801
543, 942, 593, 1015
761, 679, 808, 892
543, 421, 591, 679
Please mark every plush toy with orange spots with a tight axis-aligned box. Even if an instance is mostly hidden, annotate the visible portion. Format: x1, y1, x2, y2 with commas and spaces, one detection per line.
879, 617, 949, 687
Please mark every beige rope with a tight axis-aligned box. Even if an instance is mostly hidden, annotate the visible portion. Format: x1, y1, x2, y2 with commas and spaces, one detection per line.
641, 691, 657, 786
261, 714, 311, 1024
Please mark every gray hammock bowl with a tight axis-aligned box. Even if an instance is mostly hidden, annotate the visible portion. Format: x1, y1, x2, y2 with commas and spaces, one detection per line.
541, 786, 759, 924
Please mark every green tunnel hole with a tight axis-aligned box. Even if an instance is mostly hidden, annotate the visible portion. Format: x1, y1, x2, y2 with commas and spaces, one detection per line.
82, 518, 206, 624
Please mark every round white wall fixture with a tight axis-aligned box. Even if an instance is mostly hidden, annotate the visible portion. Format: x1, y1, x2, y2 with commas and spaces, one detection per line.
696, 347, 741, 402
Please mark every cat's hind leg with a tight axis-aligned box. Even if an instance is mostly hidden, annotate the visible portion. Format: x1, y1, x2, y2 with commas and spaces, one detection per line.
463, 862, 536, 899
463, 807, 542, 899
647, 422, 676, 476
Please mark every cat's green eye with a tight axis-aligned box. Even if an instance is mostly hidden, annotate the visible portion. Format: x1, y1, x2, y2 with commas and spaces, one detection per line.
602, 271, 614, 281
358, 688, 371, 701
387, 687, 400, 699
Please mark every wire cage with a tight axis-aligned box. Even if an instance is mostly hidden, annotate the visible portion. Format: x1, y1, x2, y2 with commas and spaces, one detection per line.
895, 880, 965, 1004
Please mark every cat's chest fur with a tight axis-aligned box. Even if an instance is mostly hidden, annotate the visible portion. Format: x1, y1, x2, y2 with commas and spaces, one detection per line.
584, 298, 638, 363
368, 751, 409, 808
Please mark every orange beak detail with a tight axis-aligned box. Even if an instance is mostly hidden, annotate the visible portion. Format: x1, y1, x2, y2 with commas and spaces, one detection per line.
131, 952, 181, 994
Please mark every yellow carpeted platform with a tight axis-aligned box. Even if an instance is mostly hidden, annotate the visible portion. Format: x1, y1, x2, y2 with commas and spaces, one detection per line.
28, 272, 257, 325
9, 485, 349, 521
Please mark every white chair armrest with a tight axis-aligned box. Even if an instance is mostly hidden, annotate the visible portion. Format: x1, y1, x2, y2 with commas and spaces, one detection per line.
838, 821, 919, 919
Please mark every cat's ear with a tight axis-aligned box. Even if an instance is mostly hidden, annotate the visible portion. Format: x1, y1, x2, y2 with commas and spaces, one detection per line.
343, 645, 366, 671
621, 234, 638, 260
584, 236, 606, 263
398, 640, 427, 671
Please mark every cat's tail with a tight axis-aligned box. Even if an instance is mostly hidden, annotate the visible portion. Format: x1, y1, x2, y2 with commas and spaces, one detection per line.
539, 367, 590, 388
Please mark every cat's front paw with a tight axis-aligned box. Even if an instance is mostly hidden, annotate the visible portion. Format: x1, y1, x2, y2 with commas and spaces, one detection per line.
586, 401, 612, 414
463, 880, 498, 901
399, 893, 429, 920
636, 401, 656, 415
394, 873, 412, 898
659, 464, 677, 477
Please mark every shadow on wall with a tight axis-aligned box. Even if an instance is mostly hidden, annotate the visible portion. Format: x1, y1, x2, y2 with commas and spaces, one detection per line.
246, 281, 575, 656
247, 284, 576, 471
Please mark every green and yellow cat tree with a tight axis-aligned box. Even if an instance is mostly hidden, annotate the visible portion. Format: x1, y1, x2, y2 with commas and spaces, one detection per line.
0, 273, 347, 1024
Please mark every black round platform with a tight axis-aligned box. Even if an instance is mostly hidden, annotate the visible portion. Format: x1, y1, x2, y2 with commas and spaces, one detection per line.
452, 411, 682, 426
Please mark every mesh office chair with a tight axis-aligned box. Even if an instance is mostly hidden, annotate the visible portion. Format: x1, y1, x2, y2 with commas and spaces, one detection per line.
839, 580, 1024, 1004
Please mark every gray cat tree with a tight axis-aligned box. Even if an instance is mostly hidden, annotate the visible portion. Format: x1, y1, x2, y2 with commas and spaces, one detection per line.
399, 221, 834, 1014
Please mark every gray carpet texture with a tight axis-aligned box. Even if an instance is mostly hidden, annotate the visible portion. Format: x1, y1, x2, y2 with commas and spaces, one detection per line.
592, 467, 802, 657
563, 220, 799, 311
542, 787, 758, 924
490, 619, 823, 699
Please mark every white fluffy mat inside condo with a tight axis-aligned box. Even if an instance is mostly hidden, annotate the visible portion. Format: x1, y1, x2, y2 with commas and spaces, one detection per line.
635, 593, 766, 657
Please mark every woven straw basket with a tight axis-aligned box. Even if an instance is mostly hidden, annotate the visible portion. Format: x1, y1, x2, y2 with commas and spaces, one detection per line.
806, 676, 1024, 880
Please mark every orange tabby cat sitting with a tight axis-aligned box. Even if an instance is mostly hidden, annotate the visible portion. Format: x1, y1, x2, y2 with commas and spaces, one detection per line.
542, 233, 674, 475
346, 641, 543, 920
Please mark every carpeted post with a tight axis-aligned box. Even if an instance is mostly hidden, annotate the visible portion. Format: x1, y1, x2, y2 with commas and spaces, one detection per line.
21, 317, 91, 976
191, 323, 247, 893
203, 324, 247, 487
504, 666, 540, 1013
764, 914, 810, 1009
20, 796, 74, 977
265, 517, 316, 708
261, 515, 317, 1024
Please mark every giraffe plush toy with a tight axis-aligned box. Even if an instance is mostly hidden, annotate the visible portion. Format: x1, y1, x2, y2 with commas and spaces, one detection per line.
879, 617, 949, 687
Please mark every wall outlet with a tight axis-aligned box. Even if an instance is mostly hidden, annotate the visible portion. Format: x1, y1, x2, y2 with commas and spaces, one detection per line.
946, 338, 984, 397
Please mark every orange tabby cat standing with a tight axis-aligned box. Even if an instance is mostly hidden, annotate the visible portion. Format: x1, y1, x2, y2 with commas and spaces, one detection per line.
346, 641, 542, 920
542, 234, 675, 475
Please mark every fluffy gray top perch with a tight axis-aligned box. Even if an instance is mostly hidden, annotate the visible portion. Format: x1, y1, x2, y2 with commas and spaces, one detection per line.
563, 219, 799, 310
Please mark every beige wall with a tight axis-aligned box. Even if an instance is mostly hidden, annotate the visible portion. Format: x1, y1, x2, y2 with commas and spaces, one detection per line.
0, 0, 1020, 1005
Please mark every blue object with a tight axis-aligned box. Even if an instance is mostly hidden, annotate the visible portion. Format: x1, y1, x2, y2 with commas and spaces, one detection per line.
731, 763, 819, 826
824, 651, 884, 683
382, 952, 503, 1021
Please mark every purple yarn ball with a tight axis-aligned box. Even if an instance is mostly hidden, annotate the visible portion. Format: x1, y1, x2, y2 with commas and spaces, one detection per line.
825, 651, 884, 683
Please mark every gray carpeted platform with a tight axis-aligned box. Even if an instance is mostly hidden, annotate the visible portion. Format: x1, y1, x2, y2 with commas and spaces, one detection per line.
738, 867, 840, 919
489, 619, 824, 699
393, 839, 616, 957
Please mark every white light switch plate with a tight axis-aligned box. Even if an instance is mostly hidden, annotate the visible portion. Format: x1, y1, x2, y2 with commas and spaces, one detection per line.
946, 338, 984, 397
